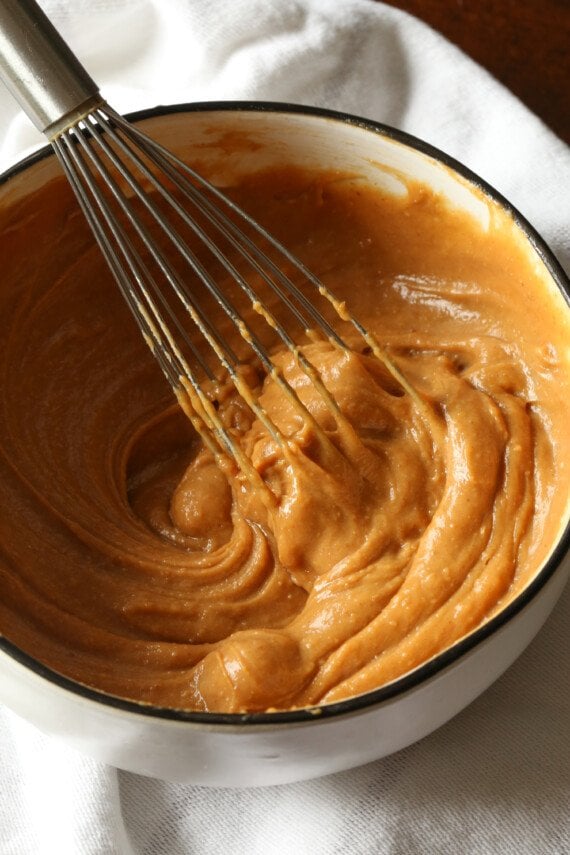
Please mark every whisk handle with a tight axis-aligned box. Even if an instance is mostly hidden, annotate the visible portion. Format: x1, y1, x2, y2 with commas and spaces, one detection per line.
0, 0, 101, 137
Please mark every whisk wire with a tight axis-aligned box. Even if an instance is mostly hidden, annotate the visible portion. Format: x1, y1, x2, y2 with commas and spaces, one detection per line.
88, 109, 348, 435
52, 130, 251, 470
105, 108, 420, 404
50, 102, 419, 487
113, 111, 347, 345
61, 109, 354, 450
54, 115, 300, 479
116, 117, 345, 345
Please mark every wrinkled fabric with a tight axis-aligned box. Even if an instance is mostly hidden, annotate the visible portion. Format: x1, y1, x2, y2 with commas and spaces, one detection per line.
0, 1, 569, 853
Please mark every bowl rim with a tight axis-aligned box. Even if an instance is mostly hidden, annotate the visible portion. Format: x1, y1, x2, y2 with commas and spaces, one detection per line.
1, 99, 569, 728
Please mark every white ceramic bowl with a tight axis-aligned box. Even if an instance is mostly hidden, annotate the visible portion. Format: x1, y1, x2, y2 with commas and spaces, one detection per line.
1, 103, 569, 787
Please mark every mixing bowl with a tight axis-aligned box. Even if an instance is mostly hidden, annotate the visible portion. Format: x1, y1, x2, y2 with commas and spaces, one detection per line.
0, 102, 568, 787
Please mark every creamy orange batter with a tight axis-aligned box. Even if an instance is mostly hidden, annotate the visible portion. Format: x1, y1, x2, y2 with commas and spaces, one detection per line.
0, 159, 568, 713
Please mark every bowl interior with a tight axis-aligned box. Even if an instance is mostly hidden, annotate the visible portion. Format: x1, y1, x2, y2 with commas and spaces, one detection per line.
0, 104, 569, 724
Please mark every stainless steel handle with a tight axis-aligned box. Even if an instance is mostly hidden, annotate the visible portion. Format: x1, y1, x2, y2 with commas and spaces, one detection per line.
0, 0, 101, 137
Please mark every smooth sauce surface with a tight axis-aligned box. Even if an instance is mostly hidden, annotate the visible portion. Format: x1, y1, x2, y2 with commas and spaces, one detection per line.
0, 161, 568, 712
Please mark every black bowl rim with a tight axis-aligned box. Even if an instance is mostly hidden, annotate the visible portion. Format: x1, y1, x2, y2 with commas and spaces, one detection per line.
1, 99, 569, 728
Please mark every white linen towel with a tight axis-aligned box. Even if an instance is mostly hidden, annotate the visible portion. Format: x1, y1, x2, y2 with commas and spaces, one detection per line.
1, 1, 569, 853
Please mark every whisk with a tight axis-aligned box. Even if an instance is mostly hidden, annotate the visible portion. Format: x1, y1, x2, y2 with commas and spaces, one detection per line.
0, 0, 414, 494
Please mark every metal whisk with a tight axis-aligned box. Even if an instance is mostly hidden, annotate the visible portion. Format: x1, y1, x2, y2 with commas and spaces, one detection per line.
0, 0, 413, 492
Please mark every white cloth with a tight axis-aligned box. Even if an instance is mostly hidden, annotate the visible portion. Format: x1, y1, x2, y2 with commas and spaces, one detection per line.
1, 1, 569, 852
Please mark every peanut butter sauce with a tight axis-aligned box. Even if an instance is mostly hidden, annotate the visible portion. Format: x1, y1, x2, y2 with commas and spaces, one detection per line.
0, 160, 568, 713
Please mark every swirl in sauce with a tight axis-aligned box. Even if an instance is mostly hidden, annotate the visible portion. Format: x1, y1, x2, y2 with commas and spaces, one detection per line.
0, 163, 568, 712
